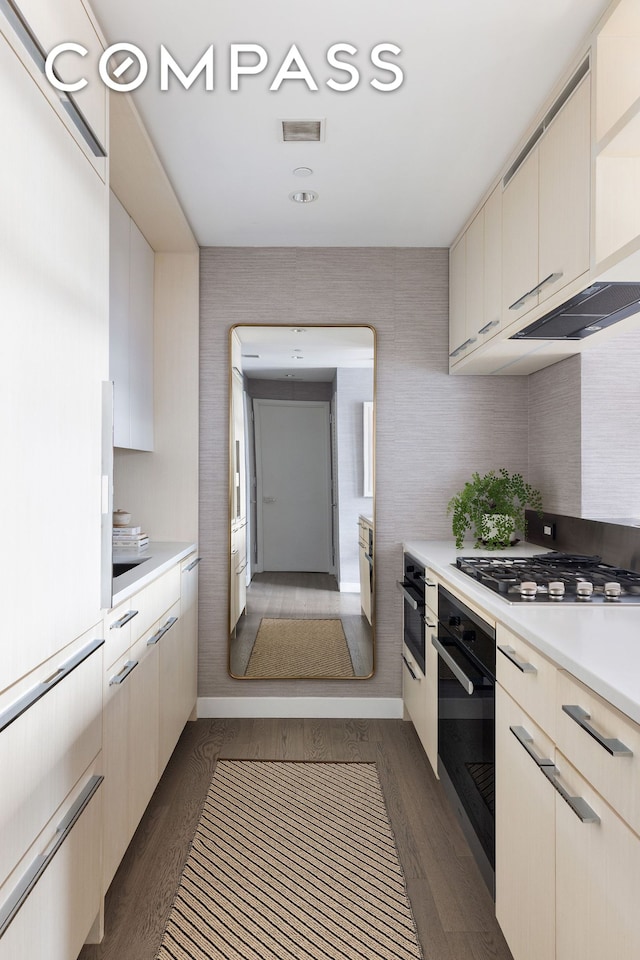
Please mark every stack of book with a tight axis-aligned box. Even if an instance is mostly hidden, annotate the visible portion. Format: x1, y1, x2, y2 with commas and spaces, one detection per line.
112, 524, 150, 553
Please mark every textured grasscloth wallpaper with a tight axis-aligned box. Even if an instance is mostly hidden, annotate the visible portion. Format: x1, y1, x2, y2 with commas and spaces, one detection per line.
199, 248, 530, 700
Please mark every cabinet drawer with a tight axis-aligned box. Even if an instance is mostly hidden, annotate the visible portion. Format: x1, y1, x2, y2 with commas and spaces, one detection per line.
0, 625, 103, 886
424, 568, 438, 620
104, 597, 140, 668
403, 646, 428, 749
555, 671, 640, 835
0, 770, 103, 960
134, 564, 181, 640
496, 626, 557, 740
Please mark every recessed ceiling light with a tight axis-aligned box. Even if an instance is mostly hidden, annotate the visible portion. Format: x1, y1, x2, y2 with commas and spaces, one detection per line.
290, 328, 306, 333
293, 166, 313, 177
291, 355, 304, 359
290, 191, 318, 203
284, 374, 296, 378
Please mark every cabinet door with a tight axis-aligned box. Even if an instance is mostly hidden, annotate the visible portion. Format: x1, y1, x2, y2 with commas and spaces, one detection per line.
403, 649, 429, 756
128, 634, 159, 834
128, 220, 155, 451
482, 183, 502, 341
102, 652, 135, 891
502, 149, 539, 323
495, 686, 555, 960
449, 235, 466, 354
538, 77, 591, 304
465, 207, 485, 342
109, 191, 131, 448
359, 544, 372, 624
423, 612, 438, 776
157, 602, 185, 775
180, 555, 199, 723
555, 753, 640, 960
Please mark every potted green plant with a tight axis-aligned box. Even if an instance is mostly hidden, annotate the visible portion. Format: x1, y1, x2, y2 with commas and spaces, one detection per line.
447, 468, 543, 550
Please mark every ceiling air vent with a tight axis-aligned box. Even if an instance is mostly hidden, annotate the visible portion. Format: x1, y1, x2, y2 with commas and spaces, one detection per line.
281, 120, 324, 142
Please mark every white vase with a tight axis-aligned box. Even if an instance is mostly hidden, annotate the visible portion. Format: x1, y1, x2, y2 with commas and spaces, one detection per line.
482, 514, 516, 545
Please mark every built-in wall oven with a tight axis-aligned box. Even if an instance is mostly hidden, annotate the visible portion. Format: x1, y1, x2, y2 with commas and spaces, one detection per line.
432, 585, 496, 894
397, 554, 426, 675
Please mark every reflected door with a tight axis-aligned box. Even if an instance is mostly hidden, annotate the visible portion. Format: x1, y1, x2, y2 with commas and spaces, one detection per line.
254, 399, 332, 572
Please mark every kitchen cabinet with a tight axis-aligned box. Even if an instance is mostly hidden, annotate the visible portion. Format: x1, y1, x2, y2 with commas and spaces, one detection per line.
449, 184, 503, 360
110, 190, 155, 451
402, 562, 438, 777
230, 519, 247, 631
358, 517, 373, 625
594, 0, 640, 268
102, 552, 197, 894
496, 626, 640, 960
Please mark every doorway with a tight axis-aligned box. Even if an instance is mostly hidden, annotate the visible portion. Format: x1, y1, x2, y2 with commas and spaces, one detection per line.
254, 399, 333, 573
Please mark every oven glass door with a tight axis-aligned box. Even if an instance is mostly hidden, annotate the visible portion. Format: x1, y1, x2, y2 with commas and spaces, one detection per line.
400, 582, 425, 674
436, 625, 495, 869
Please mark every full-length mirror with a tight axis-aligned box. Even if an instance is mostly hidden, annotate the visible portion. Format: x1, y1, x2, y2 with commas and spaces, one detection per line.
229, 324, 375, 679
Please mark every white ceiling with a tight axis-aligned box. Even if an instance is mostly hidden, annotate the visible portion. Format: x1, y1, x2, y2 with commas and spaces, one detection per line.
90, 0, 611, 248
235, 325, 374, 380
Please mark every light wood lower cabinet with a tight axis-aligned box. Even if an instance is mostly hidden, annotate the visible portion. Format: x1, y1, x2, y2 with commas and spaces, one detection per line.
496, 634, 640, 960
102, 553, 198, 896
496, 686, 556, 960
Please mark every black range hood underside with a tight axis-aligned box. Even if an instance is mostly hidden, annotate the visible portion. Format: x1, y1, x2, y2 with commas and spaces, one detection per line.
510, 282, 640, 341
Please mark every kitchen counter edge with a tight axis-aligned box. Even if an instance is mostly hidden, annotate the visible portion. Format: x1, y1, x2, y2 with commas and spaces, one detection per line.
111, 541, 198, 607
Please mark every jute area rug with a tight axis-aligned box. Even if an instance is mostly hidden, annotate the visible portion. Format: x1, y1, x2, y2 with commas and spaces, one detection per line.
244, 618, 355, 678
156, 760, 424, 960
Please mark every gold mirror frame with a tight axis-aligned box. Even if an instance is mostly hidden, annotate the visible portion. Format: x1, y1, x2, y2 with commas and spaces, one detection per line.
228, 323, 376, 680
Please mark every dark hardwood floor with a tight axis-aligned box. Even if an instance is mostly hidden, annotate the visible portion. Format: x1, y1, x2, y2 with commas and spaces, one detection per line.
79, 719, 513, 960
231, 572, 374, 677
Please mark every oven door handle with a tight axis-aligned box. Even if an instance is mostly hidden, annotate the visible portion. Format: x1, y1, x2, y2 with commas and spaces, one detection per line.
396, 580, 422, 611
431, 635, 474, 695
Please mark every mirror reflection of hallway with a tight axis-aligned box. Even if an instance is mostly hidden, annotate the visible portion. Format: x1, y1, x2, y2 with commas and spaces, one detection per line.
229, 325, 375, 679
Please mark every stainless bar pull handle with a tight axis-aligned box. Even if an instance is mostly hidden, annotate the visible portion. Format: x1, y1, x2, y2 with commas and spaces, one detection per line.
478, 318, 500, 335
147, 616, 179, 646
185, 557, 201, 572
109, 660, 138, 686
431, 635, 474, 695
402, 655, 418, 681
0, 637, 104, 735
110, 609, 139, 629
237, 562, 248, 574
0, 774, 103, 938
498, 644, 537, 674
396, 580, 419, 611
424, 618, 436, 629
541, 765, 600, 824
509, 271, 563, 311
562, 704, 633, 757
424, 579, 436, 588
510, 725, 553, 767
449, 336, 477, 359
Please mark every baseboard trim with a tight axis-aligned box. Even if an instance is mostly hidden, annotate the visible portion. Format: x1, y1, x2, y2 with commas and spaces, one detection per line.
338, 581, 360, 593
197, 697, 403, 719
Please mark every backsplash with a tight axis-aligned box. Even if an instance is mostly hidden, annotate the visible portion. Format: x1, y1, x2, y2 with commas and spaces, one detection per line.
526, 510, 640, 572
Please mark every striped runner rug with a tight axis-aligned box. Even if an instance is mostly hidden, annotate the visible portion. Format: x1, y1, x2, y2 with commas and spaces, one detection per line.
156, 760, 424, 960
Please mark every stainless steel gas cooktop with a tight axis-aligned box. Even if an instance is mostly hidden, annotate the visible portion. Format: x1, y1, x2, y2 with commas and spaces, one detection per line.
455, 553, 640, 604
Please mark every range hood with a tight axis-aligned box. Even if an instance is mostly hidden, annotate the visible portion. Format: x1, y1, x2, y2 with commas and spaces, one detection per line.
510, 282, 640, 341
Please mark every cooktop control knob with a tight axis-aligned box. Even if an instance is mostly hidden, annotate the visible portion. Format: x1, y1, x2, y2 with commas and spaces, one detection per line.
604, 581, 622, 600
548, 580, 565, 600
519, 581, 537, 599
576, 581, 594, 600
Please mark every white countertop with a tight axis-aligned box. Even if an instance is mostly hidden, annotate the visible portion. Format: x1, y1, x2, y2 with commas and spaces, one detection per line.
404, 540, 640, 726
359, 514, 373, 527
112, 541, 197, 606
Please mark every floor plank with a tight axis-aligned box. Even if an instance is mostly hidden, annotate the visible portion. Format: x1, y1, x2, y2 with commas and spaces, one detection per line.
79, 718, 513, 960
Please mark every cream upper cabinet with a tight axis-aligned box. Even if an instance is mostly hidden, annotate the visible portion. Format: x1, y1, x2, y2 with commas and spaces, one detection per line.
538, 75, 591, 304
502, 148, 540, 322
449, 235, 467, 355
483, 182, 503, 339
464, 208, 485, 340
109, 191, 155, 451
